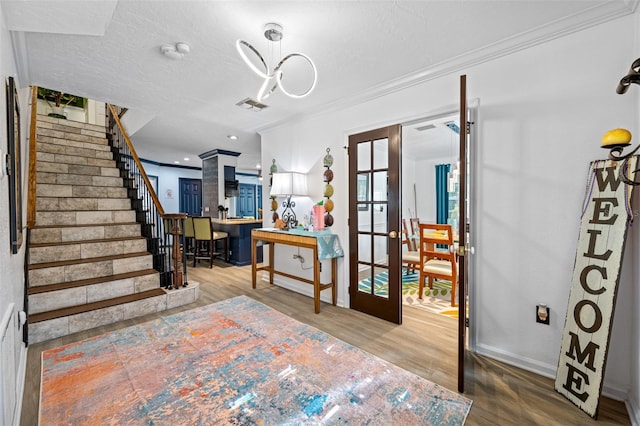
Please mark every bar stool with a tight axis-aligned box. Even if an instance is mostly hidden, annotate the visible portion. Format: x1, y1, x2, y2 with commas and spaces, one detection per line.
192, 217, 229, 268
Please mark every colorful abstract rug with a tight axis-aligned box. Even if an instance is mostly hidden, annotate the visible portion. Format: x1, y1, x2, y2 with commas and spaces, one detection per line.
358, 270, 458, 318
40, 296, 471, 425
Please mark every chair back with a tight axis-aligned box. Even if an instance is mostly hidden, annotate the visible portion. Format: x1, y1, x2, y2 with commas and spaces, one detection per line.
401, 219, 413, 251
192, 217, 212, 241
418, 223, 456, 266
183, 216, 195, 238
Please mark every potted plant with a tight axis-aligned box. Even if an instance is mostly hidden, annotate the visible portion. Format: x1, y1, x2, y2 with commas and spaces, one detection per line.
37, 87, 84, 119
217, 205, 229, 220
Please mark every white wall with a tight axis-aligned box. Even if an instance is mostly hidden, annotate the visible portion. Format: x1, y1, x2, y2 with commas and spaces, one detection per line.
402, 155, 452, 223
141, 161, 202, 214
0, 3, 27, 423
260, 13, 639, 411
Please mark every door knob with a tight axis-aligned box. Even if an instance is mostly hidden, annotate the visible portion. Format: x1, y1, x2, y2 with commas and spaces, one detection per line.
388, 230, 398, 239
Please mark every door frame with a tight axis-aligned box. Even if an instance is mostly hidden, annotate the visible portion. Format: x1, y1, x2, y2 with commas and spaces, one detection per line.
343, 101, 479, 364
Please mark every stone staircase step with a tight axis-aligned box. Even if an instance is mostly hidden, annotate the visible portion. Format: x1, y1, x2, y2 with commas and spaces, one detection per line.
37, 172, 122, 186
36, 177, 123, 192
28, 252, 154, 286
36, 151, 116, 168
36, 142, 113, 160
28, 269, 160, 314
36, 196, 131, 212
37, 114, 106, 133
30, 222, 141, 244
35, 209, 136, 226
37, 121, 107, 142
37, 134, 110, 152
37, 161, 120, 177
29, 236, 148, 264
28, 284, 199, 344
29, 289, 167, 324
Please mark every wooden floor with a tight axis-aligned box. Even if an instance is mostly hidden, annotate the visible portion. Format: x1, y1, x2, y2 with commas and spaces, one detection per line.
21, 261, 631, 425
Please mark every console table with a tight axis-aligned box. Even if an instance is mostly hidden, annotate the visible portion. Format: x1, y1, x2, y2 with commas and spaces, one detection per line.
251, 228, 343, 314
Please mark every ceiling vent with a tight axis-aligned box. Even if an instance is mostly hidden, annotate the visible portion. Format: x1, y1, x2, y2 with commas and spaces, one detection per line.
415, 123, 436, 132
236, 98, 269, 111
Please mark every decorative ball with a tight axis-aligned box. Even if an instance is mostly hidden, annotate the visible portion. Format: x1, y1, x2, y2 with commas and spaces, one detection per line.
324, 213, 334, 227
272, 212, 279, 222
602, 128, 632, 148
323, 169, 334, 182
324, 184, 334, 198
324, 199, 334, 212
323, 148, 334, 168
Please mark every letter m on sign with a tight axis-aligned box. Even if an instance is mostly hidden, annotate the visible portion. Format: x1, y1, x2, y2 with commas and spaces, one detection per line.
554, 156, 637, 418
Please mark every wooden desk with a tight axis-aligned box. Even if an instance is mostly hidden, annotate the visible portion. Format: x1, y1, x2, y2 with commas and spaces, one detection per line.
251, 229, 338, 314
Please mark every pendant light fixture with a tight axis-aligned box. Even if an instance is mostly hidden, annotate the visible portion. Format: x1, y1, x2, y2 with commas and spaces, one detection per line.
236, 23, 317, 102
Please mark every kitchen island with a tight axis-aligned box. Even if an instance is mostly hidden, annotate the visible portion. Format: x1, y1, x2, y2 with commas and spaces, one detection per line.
211, 218, 263, 266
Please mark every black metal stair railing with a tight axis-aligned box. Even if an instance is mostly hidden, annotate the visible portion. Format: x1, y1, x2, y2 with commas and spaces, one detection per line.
105, 105, 176, 288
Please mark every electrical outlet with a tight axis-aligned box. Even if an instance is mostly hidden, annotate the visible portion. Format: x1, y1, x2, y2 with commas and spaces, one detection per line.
536, 304, 550, 324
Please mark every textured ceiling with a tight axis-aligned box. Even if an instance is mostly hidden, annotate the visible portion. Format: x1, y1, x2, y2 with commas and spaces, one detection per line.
6, 0, 638, 171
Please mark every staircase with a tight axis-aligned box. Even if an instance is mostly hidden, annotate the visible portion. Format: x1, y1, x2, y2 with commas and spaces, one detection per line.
27, 114, 198, 344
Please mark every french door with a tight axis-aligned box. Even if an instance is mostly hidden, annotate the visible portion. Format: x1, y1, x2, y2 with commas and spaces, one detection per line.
348, 125, 402, 324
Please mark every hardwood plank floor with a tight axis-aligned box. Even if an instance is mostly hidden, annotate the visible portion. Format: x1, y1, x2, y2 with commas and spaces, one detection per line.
21, 261, 631, 425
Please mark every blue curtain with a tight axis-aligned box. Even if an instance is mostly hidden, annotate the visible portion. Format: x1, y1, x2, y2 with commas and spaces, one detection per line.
435, 164, 451, 224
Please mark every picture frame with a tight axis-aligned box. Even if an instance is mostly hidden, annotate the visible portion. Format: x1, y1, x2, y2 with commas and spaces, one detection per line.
6, 76, 22, 254
357, 174, 369, 211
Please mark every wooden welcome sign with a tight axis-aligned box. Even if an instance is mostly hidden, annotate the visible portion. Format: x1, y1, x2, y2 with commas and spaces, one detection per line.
555, 156, 638, 418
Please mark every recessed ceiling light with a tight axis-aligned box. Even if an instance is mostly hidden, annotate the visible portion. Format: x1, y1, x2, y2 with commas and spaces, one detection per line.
184, 157, 190, 161
228, 135, 238, 140
174, 160, 180, 164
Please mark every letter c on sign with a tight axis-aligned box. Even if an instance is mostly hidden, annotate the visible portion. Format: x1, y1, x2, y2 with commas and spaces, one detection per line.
574, 300, 603, 333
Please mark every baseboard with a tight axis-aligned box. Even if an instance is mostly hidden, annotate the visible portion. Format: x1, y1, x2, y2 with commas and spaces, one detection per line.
15, 344, 27, 426
475, 343, 630, 400
475, 343, 557, 378
626, 395, 640, 426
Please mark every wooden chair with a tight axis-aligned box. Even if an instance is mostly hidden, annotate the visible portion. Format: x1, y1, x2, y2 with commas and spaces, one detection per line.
418, 223, 458, 307
192, 217, 229, 268
401, 219, 420, 273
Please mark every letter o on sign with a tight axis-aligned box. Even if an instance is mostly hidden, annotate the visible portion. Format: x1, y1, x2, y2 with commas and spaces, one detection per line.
574, 300, 603, 333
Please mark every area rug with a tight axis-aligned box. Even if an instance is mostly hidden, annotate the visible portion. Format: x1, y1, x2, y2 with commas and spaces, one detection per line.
358, 270, 458, 318
40, 296, 472, 425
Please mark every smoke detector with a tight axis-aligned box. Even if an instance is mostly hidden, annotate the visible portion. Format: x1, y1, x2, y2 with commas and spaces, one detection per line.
160, 42, 191, 60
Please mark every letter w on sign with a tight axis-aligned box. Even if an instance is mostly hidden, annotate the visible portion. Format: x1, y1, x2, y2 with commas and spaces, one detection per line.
554, 156, 638, 418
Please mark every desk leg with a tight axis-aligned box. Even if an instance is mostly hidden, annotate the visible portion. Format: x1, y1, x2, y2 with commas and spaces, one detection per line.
331, 257, 337, 306
313, 247, 320, 314
251, 237, 257, 289
268, 243, 274, 284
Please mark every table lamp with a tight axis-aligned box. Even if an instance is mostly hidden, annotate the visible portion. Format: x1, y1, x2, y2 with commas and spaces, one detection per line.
270, 172, 308, 229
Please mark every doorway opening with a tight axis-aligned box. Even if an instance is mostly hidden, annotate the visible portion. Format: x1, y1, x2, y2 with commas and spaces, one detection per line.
401, 112, 461, 319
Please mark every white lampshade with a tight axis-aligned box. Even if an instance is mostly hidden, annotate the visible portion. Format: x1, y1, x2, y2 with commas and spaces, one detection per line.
270, 172, 308, 196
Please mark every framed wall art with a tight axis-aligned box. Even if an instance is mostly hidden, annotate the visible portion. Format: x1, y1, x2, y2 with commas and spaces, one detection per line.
6, 76, 22, 254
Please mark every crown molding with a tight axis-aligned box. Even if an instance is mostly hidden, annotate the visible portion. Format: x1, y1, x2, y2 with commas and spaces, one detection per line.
258, 0, 639, 134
